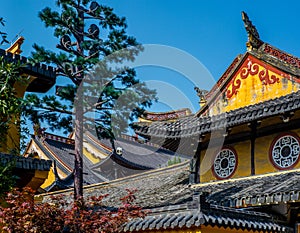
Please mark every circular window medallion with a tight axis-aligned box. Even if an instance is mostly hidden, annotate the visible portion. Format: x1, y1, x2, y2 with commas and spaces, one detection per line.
213, 147, 237, 179
270, 133, 300, 170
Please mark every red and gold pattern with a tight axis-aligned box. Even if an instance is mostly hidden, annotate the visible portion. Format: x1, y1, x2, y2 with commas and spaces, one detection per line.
140, 108, 191, 122
264, 44, 300, 69
208, 54, 300, 115
227, 59, 280, 99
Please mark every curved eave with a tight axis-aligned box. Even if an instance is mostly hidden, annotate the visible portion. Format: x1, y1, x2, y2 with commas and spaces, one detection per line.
124, 205, 291, 233
0, 49, 56, 93
111, 153, 153, 170
135, 90, 300, 138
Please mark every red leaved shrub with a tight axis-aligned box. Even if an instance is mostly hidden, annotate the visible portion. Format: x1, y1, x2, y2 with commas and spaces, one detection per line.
0, 187, 145, 233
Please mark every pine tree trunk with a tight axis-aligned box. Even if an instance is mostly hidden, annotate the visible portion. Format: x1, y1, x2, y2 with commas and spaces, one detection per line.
74, 91, 84, 200
74, 7, 85, 201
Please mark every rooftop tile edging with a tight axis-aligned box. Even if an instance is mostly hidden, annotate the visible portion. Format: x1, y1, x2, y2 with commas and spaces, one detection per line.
0, 48, 56, 78
36, 161, 189, 198
0, 153, 52, 171
136, 90, 300, 138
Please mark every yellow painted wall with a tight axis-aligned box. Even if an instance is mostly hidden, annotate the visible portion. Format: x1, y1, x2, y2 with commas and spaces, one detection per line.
209, 55, 300, 116
199, 129, 300, 182
255, 129, 300, 175
4, 76, 35, 153
199, 141, 251, 183
83, 147, 101, 164
40, 169, 56, 190
1, 37, 37, 153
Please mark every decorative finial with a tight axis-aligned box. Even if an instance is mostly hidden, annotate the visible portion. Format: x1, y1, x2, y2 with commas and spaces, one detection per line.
241, 11, 263, 50
194, 87, 208, 108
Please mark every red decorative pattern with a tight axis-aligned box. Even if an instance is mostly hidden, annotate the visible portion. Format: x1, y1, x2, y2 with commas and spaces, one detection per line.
44, 133, 75, 145
264, 44, 300, 69
144, 109, 189, 121
226, 59, 280, 99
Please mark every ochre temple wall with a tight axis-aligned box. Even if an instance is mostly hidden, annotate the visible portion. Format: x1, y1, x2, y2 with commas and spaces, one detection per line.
255, 129, 300, 174
199, 129, 300, 183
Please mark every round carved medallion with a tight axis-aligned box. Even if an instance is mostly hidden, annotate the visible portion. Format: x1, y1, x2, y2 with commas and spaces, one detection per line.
270, 133, 300, 170
213, 147, 237, 179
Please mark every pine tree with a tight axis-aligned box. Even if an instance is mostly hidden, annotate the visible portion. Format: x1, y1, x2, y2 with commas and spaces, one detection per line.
27, 0, 156, 200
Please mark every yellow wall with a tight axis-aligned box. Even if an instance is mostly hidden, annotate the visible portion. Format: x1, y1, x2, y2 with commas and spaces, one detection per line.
4, 76, 35, 153
1, 37, 37, 153
199, 129, 300, 182
200, 141, 251, 182
255, 129, 300, 175
209, 54, 300, 116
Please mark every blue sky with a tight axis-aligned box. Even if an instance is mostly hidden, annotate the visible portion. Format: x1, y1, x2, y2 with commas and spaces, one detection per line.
1, 1, 300, 113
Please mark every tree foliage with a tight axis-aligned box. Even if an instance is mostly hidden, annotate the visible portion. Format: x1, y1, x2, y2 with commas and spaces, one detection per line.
0, 187, 145, 233
0, 56, 29, 153
26, 0, 156, 140
24, 0, 156, 199
0, 163, 16, 197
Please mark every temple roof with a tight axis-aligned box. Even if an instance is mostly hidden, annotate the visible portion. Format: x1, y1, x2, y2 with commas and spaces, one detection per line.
0, 152, 52, 190
134, 12, 300, 139
196, 168, 300, 208
38, 162, 295, 232
202, 45, 300, 112
135, 89, 300, 138
124, 204, 290, 232
40, 163, 300, 210
0, 152, 52, 171
139, 108, 192, 122
0, 48, 56, 93
31, 132, 189, 191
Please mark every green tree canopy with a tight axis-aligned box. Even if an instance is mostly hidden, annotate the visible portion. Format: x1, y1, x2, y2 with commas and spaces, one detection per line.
25, 0, 156, 199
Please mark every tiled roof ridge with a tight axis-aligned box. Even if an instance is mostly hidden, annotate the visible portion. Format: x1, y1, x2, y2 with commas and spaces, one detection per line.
261, 43, 300, 70
37, 161, 189, 197
86, 132, 185, 157
85, 132, 112, 152
194, 167, 300, 188
142, 200, 271, 219
194, 168, 300, 208
33, 136, 73, 173
0, 152, 52, 171
110, 152, 153, 170
118, 134, 189, 158
123, 203, 291, 232
43, 132, 75, 145
0, 48, 56, 78
140, 108, 193, 122
142, 108, 192, 116
135, 90, 300, 138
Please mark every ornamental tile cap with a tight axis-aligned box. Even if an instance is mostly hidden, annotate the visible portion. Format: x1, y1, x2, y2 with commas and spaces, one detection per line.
242, 11, 263, 51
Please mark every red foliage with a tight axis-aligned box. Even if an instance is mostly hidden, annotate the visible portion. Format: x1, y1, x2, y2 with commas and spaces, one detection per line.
0, 187, 145, 233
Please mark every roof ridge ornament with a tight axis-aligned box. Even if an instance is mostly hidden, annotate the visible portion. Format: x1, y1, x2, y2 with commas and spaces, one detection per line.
241, 11, 263, 51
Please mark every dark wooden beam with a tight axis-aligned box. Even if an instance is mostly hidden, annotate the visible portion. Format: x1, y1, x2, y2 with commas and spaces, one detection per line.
200, 117, 300, 150
249, 121, 259, 175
